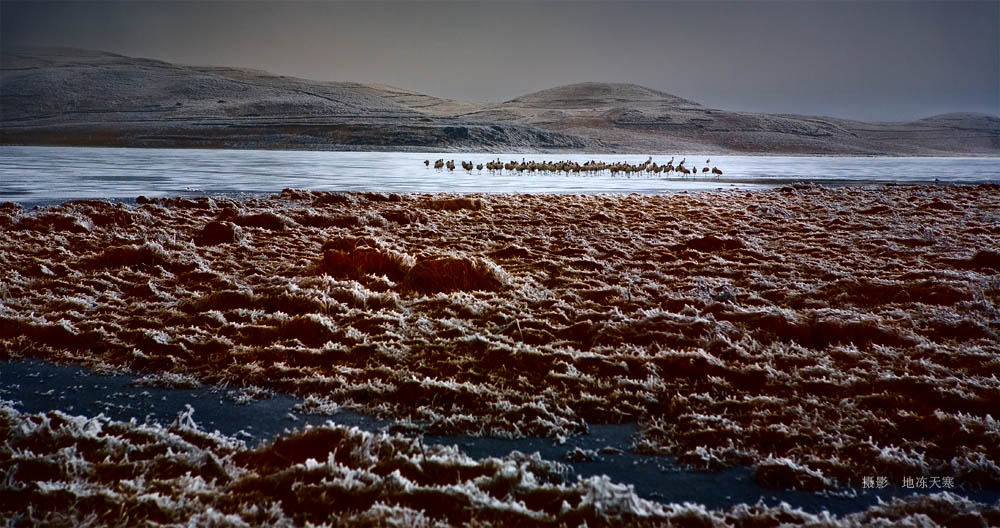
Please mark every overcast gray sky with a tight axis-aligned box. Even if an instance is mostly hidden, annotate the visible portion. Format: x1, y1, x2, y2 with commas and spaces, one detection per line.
3, 0, 997, 121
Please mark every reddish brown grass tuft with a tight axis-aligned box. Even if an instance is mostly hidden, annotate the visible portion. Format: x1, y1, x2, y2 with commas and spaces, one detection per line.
195, 220, 244, 246
3, 185, 998, 493
408, 256, 507, 293
318, 248, 415, 280
425, 197, 485, 211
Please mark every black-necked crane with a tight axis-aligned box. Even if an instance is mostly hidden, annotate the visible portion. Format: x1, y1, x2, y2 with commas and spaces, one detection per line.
419, 155, 721, 179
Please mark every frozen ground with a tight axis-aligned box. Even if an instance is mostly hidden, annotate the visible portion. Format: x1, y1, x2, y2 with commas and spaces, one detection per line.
1, 185, 999, 524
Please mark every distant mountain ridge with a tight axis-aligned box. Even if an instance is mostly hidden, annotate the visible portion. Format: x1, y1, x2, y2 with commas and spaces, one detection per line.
506, 83, 700, 108
2, 47, 997, 154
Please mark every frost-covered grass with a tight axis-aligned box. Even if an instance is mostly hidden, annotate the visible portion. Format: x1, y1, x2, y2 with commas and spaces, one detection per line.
3, 403, 998, 527
1, 185, 999, 494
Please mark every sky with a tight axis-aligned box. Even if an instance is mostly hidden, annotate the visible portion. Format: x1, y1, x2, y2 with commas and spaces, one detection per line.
2, 0, 998, 121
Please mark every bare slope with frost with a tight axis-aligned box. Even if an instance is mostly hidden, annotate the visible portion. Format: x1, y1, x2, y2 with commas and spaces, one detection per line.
418, 82, 999, 155
2, 185, 999, 496
0, 48, 592, 151
3, 47, 997, 154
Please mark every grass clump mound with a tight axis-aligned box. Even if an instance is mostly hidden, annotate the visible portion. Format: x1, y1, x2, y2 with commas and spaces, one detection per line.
425, 197, 484, 211
83, 241, 176, 270
318, 247, 415, 281
316, 236, 506, 293
408, 256, 507, 293
195, 220, 244, 246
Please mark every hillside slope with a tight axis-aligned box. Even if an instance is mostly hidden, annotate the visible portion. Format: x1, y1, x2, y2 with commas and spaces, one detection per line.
2, 48, 997, 154
368, 82, 998, 155
0, 48, 594, 151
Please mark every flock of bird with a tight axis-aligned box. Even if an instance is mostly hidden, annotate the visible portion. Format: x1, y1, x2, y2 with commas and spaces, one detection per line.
423, 157, 723, 177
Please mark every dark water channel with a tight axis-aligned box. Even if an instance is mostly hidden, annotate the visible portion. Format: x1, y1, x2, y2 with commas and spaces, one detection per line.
2, 359, 997, 515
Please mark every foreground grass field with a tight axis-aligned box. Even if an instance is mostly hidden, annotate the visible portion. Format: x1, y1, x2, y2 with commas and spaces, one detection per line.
4, 402, 998, 526
2, 185, 998, 523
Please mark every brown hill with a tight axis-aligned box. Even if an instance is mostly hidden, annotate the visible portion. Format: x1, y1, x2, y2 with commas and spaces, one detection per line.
2, 48, 997, 154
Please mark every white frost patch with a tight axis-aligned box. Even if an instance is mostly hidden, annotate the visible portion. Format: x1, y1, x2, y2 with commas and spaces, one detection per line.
132, 371, 202, 389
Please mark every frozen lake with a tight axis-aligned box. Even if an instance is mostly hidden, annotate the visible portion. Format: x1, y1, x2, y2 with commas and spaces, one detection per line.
2, 146, 998, 205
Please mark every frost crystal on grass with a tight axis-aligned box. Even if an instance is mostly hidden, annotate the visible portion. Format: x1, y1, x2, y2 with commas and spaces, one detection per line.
1, 186, 998, 498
